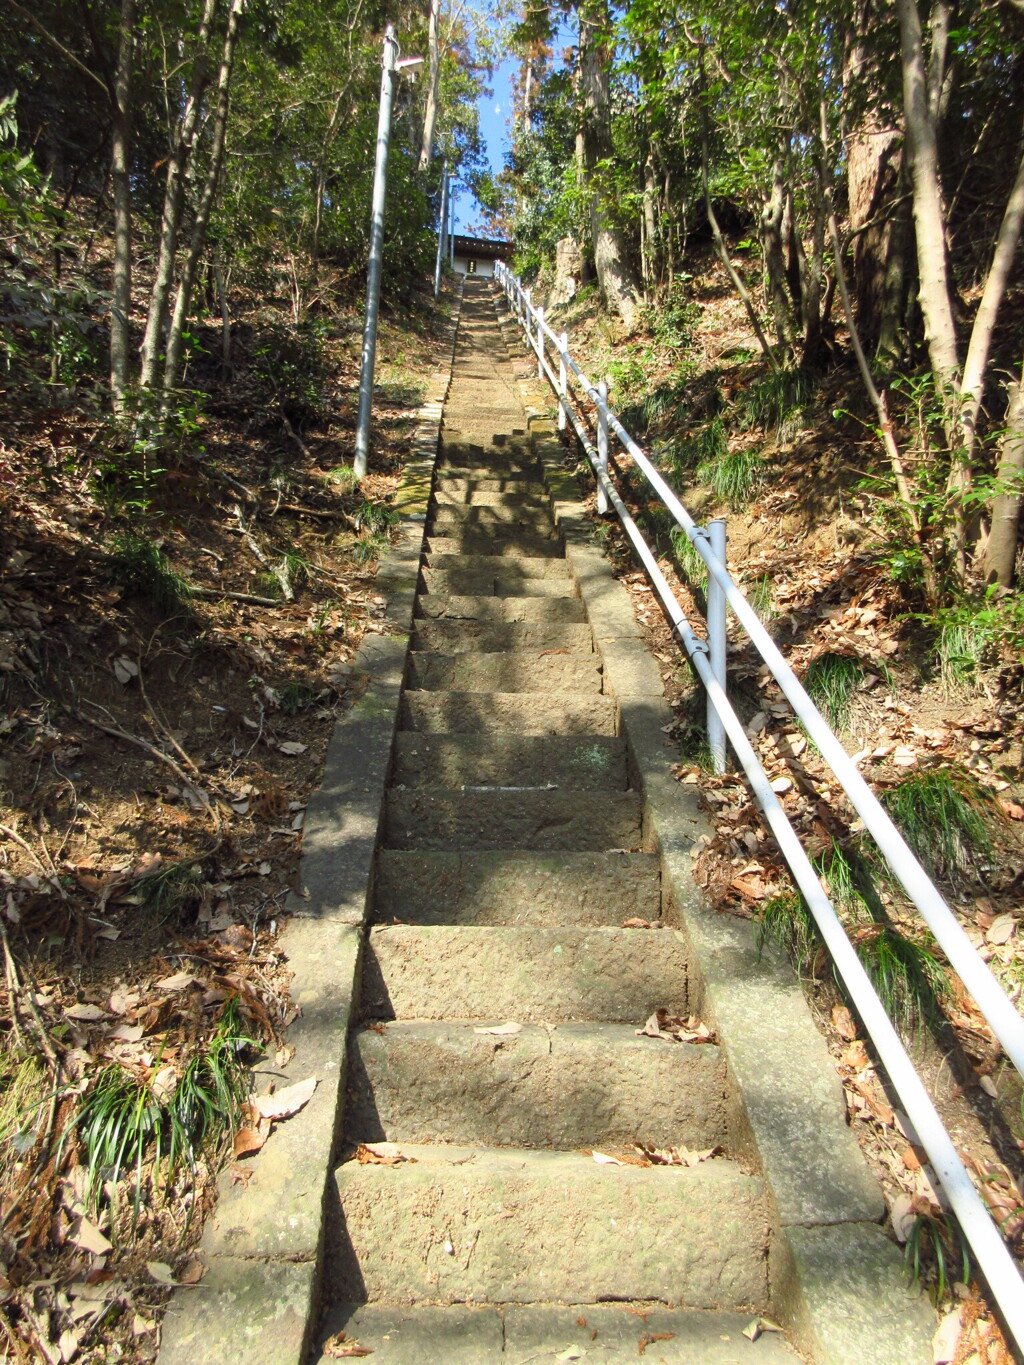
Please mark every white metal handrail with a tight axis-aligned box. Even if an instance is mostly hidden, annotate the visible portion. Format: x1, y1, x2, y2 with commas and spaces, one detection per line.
494, 260, 1024, 1352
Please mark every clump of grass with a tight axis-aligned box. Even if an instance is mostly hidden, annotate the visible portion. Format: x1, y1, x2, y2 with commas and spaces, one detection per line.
354, 498, 400, 535
67, 999, 256, 1224
803, 653, 866, 732
108, 531, 192, 616
349, 533, 390, 566
817, 838, 887, 919
756, 891, 820, 972
852, 923, 950, 1031
882, 767, 995, 883
137, 861, 206, 921
937, 615, 990, 696
670, 525, 708, 591
744, 573, 774, 621
327, 465, 360, 493
905, 1210, 970, 1303
673, 417, 727, 475
739, 367, 816, 440
278, 681, 317, 715
696, 447, 765, 509
0, 1055, 50, 1167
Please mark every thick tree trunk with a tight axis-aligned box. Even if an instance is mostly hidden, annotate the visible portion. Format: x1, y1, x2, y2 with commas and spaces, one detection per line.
109, 0, 135, 413
983, 358, 1024, 587
876, 159, 913, 364
139, 0, 217, 389
162, 0, 243, 400
418, 0, 441, 172
578, 0, 642, 330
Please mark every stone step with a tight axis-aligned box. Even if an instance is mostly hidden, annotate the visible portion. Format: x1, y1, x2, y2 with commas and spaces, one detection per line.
430, 502, 554, 527
400, 689, 616, 735
420, 567, 577, 598
328, 1144, 768, 1309
425, 552, 569, 579
415, 594, 587, 623
433, 476, 546, 495
426, 532, 562, 558
391, 734, 626, 789
406, 651, 602, 695
346, 1021, 728, 1150
433, 487, 547, 509
373, 850, 662, 926
410, 619, 593, 654
311, 1306, 798, 1365
360, 925, 690, 1023
383, 788, 642, 851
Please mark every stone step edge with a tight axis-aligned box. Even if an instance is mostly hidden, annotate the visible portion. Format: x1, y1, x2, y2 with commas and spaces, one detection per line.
155, 281, 470, 1365
501, 361, 935, 1359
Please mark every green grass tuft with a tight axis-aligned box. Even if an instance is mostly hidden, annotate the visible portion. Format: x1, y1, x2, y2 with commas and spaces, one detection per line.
882, 767, 995, 883
327, 465, 360, 493
108, 531, 192, 616
803, 653, 866, 732
137, 862, 206, 921
670, 525, 709, 591
739, 367, 816, 441
696, 447, 764, 509
853, 923, 950, 1031
755, 892, 820, 972
744, 573, 775, 621
904, 1210, 970, 1303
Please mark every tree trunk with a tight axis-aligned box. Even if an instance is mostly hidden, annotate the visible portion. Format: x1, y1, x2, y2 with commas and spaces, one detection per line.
642, 148, 658, 296
800, 137, 828, 370
761, 153, 796, 354
109, 0, 135, 413
876, 159, 913, 365
139, 0, 217, 389
578, 0, 642, 330
983, 357, 1024, 587
162, 0, 243, 400
418, 0, 441, 172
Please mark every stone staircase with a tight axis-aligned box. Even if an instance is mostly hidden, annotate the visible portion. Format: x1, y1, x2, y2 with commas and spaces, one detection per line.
309, 283, 798, 1362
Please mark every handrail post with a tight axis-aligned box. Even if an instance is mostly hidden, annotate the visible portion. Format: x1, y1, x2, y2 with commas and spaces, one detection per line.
557, 332, 568, 432
535, 305, 545, 376
706, 518, 728, 774
524, 288, 532, 334
596, 380, 609, 515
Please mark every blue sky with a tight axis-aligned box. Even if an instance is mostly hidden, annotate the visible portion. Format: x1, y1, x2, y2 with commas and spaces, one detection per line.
452, 53, 517, 233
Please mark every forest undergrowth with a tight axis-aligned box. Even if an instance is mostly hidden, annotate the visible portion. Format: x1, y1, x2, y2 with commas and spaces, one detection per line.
0, 211, 455, 1362
521, 252, 1024, 1365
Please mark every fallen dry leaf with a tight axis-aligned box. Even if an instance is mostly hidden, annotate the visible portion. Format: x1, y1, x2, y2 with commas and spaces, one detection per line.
590, 1150, 626, 1166
64, 1003, 109, 1023
253, 1077, 317, 1120
323, 1332, 374, 1359
832, 1005, 858, 1041
146, 1262, 178, 1286
232, 1124, 268, 1158
68, 1215, 112, 1256
472, 1021, 522, 1036
155, 971, 199, 992
986, 913, 1016, 946
633, 1142, 723, 1167
278, 741, 307, 756
177, 1258, 205, 1285
354, 1143, 416, 1166
638, 1333, 675, 1354
636, 1009, 717, 1045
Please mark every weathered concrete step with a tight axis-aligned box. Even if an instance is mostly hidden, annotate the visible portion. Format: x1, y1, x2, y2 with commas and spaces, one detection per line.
346, 1021, 728, 1149
411, 619, 592, 654
425, 552, 569, 579
392, 734, 626, 789
433, 476, 546, 495
361, 926, 689, 1023
383, 788, 641, 850
312, 1306, 798, 1365
421, 567, 577, 598
406, 651, 602, 694
329, 1144, 768, 1308
401, 689, 615, 734
430, 502, 554, 527
433, 487, 548, 509
435, 463, 538, 480
427, 532, 562, 558
415, 594, 587, 624
374, 850, 662, 926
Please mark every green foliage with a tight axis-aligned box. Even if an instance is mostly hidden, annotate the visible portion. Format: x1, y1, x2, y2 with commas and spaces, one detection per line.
0, 1054, 50, 1167
755, 892, 820, 972
744, 573, 775, 621
905, 1210, 970, 1303
137, 862, 206, 921
250, 322, 328, 427
803, 653, 866, 731
327, 466, 360, 494
882, 768, 995, 883
929, 590, 1024, 695
108, 532, 192, 616
853, 924, 949, 1031
696, 446, 765, 508
278, 681, 317, 715
68, 999, 256, 1223
738, 368, 816, 441
670, 525, 708, 591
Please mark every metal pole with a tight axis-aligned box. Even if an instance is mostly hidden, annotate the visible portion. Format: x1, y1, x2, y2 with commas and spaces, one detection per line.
434, 163, 448, 298
557, 331, 568, 431
535, 305, 545, 376
596, 380, 609, 514
354, 26, 399, 481
449, 185, 456, 267
706, 518, 727, 774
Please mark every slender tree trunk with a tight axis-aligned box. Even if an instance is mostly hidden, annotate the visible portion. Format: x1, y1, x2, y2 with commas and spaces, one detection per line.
876, 160, 913, 364
642, 148, 658, 297
800, 133, 828, 369
139, 0, 217, 389
418, 0, 441, 172
162, 0, 244, 400
761, 153, 796, 354
214, 250, 231, 375
983, 357, 1024, 587
109, 0, 135, 414
578, 0, 642, 329
313, 91, 344, 261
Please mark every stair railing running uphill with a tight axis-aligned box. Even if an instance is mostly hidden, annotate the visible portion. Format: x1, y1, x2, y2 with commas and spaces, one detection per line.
494, 260, 1024, 1353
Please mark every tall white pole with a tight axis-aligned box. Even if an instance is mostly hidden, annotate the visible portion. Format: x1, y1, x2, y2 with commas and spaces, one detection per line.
354, 27, 399, 481
434, 163, 448, 298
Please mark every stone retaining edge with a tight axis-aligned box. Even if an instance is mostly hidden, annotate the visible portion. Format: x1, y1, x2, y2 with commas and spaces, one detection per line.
490, 284, 933, 1365
157, 283, 464, 1365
